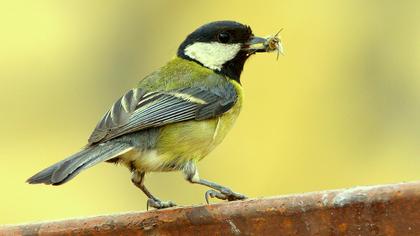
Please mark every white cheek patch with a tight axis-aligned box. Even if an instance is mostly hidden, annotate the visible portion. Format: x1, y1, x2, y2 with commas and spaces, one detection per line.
184, 42, 241, 71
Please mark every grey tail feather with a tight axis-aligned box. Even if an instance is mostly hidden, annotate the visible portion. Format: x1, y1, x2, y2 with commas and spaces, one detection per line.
27, 142, 133, 185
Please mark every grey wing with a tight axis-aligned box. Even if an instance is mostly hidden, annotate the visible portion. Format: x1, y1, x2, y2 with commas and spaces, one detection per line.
88, 82, 237, 144
88, 88, 146, 144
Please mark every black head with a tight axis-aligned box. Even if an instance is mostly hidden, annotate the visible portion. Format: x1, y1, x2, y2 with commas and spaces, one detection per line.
177, 21, 255, 82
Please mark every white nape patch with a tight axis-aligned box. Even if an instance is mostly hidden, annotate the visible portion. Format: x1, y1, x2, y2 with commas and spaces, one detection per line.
184, 42, 241, 70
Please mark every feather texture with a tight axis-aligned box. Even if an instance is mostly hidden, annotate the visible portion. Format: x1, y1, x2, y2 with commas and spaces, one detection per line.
88, 80, 237, 144
27, 142, 133, 185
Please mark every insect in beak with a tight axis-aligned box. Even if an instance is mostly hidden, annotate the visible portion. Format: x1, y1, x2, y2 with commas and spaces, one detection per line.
244, 29, 284, 60
265, 29, 284, 60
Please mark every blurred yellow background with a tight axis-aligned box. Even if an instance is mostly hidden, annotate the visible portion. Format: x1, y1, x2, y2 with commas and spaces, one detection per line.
1, 0, 420, 224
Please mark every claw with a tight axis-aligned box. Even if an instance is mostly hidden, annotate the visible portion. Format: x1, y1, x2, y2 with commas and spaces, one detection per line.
205, 189, 247, 204
227, 192, 247, 201
205, 190, 227, 204
147, 198, 176, 210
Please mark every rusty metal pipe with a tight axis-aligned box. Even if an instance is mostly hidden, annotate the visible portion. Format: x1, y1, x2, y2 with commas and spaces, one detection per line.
2, 181, 420, 235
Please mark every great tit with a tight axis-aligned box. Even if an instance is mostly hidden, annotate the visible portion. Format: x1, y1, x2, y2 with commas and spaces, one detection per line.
27, 21, 282, 209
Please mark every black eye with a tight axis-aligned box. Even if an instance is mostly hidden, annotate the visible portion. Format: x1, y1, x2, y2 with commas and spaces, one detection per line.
217, 32, 231, 43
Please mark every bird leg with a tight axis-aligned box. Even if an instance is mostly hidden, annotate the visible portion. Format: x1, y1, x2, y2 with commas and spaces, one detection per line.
183, 162, 247, 204
131, 171, 176, 209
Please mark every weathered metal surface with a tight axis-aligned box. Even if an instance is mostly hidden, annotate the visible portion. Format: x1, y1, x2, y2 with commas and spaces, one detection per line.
2, 182, 420, 235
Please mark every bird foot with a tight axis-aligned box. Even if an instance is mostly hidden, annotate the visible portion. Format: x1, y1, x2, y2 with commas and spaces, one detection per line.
147, 198, 176, 210
205, 188, 247, 204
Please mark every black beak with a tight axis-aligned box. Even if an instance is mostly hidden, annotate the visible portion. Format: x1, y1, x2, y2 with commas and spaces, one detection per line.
244, 36, 268, 52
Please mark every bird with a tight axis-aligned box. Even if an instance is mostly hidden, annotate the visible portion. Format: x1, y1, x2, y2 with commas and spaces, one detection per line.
27, 20, 283, 209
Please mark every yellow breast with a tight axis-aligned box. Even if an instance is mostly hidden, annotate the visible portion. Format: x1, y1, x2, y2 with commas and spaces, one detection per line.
210, 80, 243, 147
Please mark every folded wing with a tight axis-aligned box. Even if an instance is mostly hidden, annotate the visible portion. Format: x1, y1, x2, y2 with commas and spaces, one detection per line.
88, 82, 237, 145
